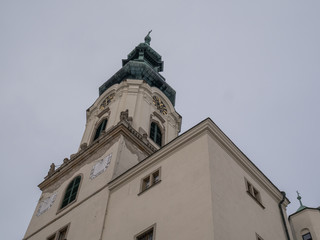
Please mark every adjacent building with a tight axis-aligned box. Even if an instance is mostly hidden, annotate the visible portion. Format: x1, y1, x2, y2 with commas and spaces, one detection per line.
289, 193, 320, 240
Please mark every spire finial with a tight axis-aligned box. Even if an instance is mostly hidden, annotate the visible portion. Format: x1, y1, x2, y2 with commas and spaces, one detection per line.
297, 191, 303, 206
144, 30, 152, 45
296, 190, 306, 211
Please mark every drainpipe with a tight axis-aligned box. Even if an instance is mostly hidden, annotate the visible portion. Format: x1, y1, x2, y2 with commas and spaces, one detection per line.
279, 191, 291, 240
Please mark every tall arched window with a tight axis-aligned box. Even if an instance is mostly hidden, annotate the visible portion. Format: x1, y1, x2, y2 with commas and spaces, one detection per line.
93, 119, 108, 141
150, 122, 162, 146
60, 176, 81, 209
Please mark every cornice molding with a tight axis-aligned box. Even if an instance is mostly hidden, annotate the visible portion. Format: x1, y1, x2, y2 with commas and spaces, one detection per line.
203, 119, 290, 206
39, 121, 156, 191
288, 207, 320, 219
98, 61, 176, 106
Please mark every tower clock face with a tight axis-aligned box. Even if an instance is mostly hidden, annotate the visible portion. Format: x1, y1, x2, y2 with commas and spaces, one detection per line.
100, 93, 115, 110
36, 193, 57, 216
90, 154, 112, 179
152, 96, 167, 115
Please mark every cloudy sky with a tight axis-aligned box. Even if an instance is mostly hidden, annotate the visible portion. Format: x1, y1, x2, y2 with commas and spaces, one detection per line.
1, 1, 319, 239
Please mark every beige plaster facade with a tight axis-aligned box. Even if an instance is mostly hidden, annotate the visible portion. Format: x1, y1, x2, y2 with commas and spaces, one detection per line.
104, 119, 292, 240
23, 39, 313, 240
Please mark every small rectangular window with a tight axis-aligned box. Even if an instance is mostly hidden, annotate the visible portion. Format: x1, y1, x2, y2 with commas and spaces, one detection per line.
253, 187, 261, 202
137, 229, 153, 240
152, 171, 160, 184
142, 176, 151, 190
135, 224, 156, 240
47, 234, 56, 240
246, 181, 252, 191
57, 228, 67, 240
47, 224, 69, 240
245, 179, 264, 208
140, 169, 161, 193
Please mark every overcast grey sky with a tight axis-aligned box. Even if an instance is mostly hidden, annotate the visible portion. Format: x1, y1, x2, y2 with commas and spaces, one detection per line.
1, 1, 319, 239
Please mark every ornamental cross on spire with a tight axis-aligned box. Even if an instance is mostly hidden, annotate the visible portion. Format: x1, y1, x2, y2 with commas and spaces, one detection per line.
297, 191, 302, 204
144, 30, 152, 45
296, 190, 306, 210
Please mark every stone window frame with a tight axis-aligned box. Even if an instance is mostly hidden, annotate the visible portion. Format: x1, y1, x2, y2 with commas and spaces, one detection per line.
245, 178, 265, 209
57, 174, 83, 213
138, 168, 161, 195
134, 223, 156, 240
47, 223, 70, 240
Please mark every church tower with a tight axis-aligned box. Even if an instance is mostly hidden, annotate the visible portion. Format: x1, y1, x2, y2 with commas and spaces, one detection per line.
23, 34, 181, 240
24, 35, 296, 240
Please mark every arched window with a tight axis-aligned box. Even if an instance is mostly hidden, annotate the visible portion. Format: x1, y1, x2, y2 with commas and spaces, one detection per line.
150, 122, 162, 146
302, 233, 312, 240
93, 119, 108, 141
60, 176, 81, 209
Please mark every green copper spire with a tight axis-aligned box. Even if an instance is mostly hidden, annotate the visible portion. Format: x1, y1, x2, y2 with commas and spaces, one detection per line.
296, 191, 307, 212
99, 33, 176, 106
144, 30, 152, 45
122, 31, 163, 72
